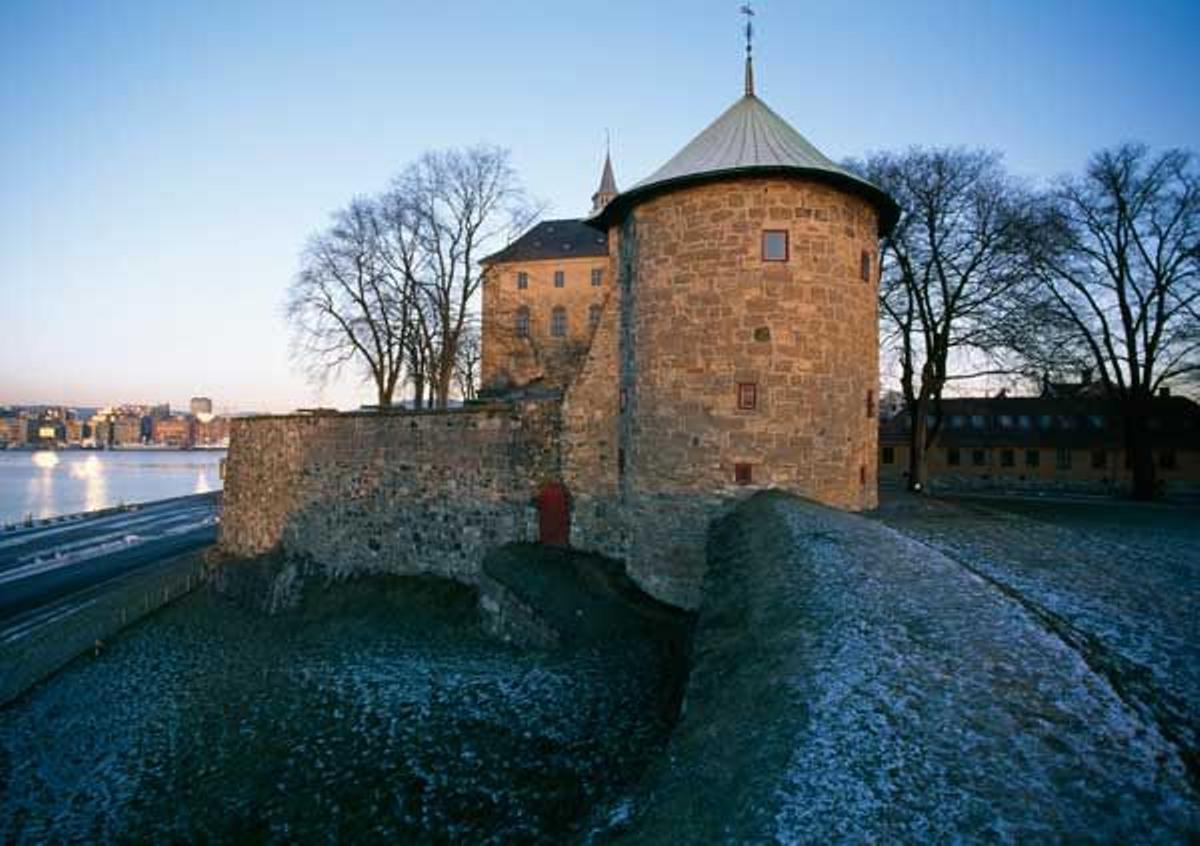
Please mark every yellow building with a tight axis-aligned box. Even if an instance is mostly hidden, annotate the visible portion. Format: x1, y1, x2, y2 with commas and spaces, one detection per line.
480, 156, 617, 393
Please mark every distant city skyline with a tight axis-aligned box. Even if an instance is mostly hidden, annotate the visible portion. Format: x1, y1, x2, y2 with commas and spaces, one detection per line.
3, 0, 1199, 412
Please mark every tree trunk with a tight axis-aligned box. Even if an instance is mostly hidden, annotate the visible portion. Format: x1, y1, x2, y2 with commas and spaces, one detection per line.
906, 396, 929, 493
1124, 401, 1157, 500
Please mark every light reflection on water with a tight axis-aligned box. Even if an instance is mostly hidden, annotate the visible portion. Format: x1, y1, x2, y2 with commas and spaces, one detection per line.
0, 450, 225, 523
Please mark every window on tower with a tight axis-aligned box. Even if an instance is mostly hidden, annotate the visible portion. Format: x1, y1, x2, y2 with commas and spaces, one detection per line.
762, 230, 789, 262
860, 250, 872, 282
737, 382, 758, 411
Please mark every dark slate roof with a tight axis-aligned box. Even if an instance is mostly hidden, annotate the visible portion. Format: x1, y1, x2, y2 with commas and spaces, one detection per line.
879, 395, 1200, 450
589, 92, 899, 234
481, 219, 608, 265
597, 153, 617, 196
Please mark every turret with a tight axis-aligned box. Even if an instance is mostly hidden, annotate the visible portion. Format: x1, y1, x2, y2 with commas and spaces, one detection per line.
590, 150, 618, 214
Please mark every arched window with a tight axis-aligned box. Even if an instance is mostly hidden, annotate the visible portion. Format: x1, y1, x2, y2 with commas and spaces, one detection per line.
515, 307, 530, 338
551, 306, 567, 337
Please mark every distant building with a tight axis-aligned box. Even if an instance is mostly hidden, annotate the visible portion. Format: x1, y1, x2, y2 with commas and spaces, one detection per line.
195, 415, 230, 447
113, 415, 143, 446
152, 415, 195, 448
0, 412, 30, 447
190, 397, 213, 418
879, 393, 1200, 496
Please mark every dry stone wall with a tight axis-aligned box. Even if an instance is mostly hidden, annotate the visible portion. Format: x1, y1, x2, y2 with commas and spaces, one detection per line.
219, 402, 561, 584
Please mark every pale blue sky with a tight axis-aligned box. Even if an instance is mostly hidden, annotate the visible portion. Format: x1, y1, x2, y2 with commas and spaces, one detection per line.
3, 0, 1198, 412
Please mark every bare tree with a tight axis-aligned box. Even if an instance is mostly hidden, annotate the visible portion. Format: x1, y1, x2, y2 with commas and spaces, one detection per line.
391, 145, 538, 409
852, 148, 1034, 491
286, 198, 411, 408
1014, 144, 1200, 499
454, 322, 482, 401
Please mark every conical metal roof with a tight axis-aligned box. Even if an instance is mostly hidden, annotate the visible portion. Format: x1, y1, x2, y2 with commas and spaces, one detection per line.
590, 92, 898, 234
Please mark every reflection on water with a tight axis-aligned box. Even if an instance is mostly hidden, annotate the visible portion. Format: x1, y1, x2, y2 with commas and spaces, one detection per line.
0, 450, 225, 524
31, 450, 59, 470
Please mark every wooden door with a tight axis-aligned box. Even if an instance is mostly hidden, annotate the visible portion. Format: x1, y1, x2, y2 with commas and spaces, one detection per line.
537, 482, 570, 546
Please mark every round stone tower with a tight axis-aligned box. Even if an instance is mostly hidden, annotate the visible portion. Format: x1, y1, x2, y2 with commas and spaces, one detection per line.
584, 61, 898, 608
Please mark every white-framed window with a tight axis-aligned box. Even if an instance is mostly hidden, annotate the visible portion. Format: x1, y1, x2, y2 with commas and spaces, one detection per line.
551, 306, 567, 337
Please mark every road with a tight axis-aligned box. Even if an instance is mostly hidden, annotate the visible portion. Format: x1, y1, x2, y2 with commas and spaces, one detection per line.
0, 493, 219, 645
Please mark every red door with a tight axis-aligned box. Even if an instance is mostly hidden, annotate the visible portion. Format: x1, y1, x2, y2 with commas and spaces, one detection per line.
537, 482, 570, 546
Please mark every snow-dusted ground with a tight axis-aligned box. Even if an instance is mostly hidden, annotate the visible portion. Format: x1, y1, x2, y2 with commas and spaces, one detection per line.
0, 578, 682, 844
619, 492, 1197, 843
874, 494, 1199, 779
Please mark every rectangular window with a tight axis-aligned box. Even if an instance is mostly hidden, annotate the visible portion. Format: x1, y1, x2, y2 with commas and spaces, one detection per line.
734, 463, 753, 485
866, 389, 874, 418
972, 449, 987, 467
1000, 449, 1014, 467
515, 308, 530, 339
589, 304, 601, 329
517, 271, 528, 290
1091, 450, 1106, 469
620, 388, 628, 412
737, 382, 758, 411
1056, 447, 1072, 470
591, 268, 603, 287
551, 307, 567, 337
1026, 449, 1040, 467
947, 447, 960, 466
882, 446, 895, 465
762, 230, 789, 262
618, 448, 625, 476
554, 270, 565, 288
860, 249, 871, 282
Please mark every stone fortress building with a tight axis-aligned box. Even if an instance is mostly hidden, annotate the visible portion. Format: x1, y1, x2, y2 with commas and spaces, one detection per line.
220, 53, 898, 610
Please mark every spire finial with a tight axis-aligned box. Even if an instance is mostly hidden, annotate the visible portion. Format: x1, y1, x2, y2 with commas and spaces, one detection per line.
740, 3, 755, 96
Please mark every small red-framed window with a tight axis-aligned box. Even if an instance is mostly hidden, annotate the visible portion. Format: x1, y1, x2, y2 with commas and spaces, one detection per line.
734, 463, 753, 485
762, 230, 789, 262
737, 382, 758, 411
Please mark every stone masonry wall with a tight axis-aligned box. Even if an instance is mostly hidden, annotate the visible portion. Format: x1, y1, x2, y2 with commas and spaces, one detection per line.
219, 402, 561, 584
616, 178, 882, 608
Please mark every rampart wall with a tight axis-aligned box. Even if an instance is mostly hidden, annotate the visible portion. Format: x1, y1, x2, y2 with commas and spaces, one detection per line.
219, 402, 561, 584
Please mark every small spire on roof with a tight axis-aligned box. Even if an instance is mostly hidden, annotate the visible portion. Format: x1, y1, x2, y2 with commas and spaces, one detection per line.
591, 134, 619, 214
741, 3, 755, 97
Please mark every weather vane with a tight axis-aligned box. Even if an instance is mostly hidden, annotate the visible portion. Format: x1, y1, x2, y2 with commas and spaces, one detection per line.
740, 4, 755, 96
740, 3, 754, 59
